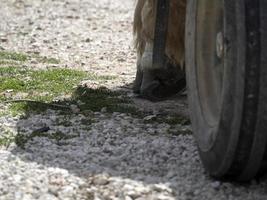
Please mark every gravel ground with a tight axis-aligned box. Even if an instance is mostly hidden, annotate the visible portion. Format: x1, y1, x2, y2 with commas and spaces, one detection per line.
0, 0, 267, 200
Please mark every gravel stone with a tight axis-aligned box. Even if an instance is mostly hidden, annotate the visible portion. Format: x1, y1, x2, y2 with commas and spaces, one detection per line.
0, 0, 267, 200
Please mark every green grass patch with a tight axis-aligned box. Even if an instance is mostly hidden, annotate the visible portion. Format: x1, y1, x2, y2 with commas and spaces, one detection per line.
0, 110, 10, 117
15, 129, 78, 149
167, 128, 192, 136
159, 115, 190, 126
0, 67, 88, 100
9, 115, 95, 148
71, 86, 141, 116
0, 50, 61, 64
0, 67, 86, 114
0, 129, 15, 148
0, 60, 20, 66
0, 51, 28, 62
0, 66, 133, 116
33, 55, 60, 64
144, 114, 190, 126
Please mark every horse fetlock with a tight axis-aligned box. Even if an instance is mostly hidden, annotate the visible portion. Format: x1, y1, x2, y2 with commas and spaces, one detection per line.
133, 66, 143, 94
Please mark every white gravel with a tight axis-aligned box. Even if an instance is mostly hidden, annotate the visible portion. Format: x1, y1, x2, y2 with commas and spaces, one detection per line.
0, 0, 267, 200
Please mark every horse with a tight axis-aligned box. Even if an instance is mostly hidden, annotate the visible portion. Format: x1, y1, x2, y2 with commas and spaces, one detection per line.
133, 0, 187, 101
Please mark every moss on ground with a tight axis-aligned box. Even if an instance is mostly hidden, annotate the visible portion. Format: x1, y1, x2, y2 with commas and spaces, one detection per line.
0, 51, 28, 62
71, 86, 141, 116
0, 50, 61, 64
0, 50, 190, 148
0, 51, 138, 117
15, 129, 78, 149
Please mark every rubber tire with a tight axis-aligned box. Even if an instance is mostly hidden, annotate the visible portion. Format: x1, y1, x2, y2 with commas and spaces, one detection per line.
186, 0, 267, 181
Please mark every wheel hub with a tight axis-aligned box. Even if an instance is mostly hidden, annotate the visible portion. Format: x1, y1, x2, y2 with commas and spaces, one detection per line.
216, 32, 224, 59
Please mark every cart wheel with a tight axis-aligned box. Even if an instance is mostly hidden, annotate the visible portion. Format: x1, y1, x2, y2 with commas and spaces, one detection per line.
186, 0, 267, 180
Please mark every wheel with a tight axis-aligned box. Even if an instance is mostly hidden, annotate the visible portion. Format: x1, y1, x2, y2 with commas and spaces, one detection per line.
185, 0, 267, 181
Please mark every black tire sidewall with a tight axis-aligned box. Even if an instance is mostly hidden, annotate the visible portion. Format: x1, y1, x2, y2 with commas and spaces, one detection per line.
186, 0, 246, 177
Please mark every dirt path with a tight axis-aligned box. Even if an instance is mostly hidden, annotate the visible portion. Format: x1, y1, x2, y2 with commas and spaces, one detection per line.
0, 0, 187, 116
0, 1, 267, 200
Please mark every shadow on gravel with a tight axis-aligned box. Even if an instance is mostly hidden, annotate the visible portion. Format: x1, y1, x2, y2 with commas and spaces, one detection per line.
8, 84, 267, 199
9, 84, 195, 182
